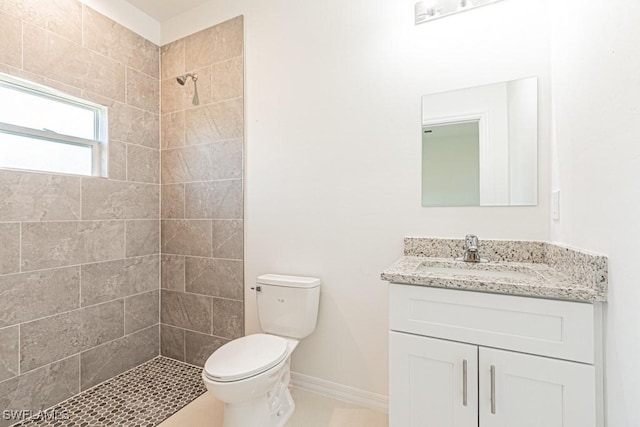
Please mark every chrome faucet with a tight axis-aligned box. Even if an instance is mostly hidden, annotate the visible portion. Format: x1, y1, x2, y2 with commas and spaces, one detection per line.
457, 234, 488, 263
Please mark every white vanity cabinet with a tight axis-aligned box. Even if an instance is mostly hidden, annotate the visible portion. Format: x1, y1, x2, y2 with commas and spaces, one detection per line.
389, 284, 603, 427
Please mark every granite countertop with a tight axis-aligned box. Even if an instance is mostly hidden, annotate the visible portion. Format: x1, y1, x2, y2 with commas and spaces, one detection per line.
381, 238, 608, 303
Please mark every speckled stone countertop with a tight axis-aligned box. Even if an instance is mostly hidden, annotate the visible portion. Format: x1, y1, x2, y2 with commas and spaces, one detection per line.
381, 238, 608, 303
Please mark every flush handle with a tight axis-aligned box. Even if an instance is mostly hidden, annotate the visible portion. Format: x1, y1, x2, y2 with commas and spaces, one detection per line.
250, 286, 262, 292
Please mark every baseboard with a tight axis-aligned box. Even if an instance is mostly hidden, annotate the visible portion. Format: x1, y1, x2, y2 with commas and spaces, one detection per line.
290, 372, 388, 413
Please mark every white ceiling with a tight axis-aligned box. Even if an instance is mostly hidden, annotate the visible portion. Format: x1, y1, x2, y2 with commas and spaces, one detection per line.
123, 0, 211, 22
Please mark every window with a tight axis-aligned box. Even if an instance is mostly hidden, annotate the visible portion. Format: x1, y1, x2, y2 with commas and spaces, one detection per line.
0, 73, 108, 176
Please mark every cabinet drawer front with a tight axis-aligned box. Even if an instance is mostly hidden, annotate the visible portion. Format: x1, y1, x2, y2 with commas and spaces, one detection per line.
390, 284, 595, 363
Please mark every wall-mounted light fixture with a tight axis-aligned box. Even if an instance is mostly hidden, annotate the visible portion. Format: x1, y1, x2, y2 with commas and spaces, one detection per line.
415, 0, 506, 25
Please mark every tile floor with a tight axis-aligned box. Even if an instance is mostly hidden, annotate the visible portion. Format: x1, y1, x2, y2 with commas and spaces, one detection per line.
12, 356, 388, 427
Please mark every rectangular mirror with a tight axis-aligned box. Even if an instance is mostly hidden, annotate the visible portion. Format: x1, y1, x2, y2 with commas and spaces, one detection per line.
421, 77, 538, 207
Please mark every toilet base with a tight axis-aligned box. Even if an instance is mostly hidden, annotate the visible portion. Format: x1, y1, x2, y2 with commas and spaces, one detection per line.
222, 387, 294, 427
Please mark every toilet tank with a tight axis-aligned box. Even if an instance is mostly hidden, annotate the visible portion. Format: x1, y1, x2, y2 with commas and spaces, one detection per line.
256, 274, 321, 339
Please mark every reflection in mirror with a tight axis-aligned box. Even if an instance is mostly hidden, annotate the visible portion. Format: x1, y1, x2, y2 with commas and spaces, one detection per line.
421, 77, 538, 207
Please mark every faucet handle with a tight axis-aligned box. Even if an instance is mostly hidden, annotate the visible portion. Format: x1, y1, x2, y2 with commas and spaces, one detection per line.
464, 234, 479, 250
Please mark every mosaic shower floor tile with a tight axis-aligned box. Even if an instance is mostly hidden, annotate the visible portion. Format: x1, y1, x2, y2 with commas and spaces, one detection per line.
13, 357, 206, 427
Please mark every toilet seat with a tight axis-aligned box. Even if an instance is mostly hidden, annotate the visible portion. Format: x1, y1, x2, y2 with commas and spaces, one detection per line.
204, 334, 289, 383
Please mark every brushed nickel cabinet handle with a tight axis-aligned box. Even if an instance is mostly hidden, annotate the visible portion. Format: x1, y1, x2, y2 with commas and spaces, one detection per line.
490, 365, 496, 415
463, 359, 468, 407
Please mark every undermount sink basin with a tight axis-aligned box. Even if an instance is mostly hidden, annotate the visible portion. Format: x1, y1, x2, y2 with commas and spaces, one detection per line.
415, 260, 539, 281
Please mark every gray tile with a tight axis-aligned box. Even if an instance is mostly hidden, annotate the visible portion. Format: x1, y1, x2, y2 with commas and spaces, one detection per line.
82, 179, 159, 220
161, 140, 243, 184
161, 184, 185, 219
0, 170, 81, 221
0, 223, 19, 274
126, 220, 159, 257
161, 112, 185, 149
21, 221, 125, 271
81, 255, 159, 306
161, 220, 212, 257
127, 144, 159, 184
125, 290, 159, 334
184, 99, 243, 145
161, 290, 211, 334
212, 220, 243, 259
126, 67, 159, 113
185, 180, 243, 219
0, 326, 19, 382
160, 39, 185, 80
212, 298, 243, 340
0, 11, 22, 68
184, 16, 243, 71
0, 267, 80, 328
82, 6, 159, 78
0, 356, 79, 427
20, 300, 124, 373
161, 324, 185, 362
108, 139, 127, 181
0, 0, 82, 43
185, 257, 243, 299
184, 330, 228, 367
107, 99, 160, 149
23, 24, 125, 102
211, 56, 244, 103
161, 254, 185, 291
80, 325, 158, 391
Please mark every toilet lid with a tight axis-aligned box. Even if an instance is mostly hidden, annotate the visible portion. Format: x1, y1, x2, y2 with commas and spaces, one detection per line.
204, 334, 289, 382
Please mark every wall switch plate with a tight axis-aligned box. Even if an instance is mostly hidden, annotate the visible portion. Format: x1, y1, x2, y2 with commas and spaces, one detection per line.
552, 190, 560, 220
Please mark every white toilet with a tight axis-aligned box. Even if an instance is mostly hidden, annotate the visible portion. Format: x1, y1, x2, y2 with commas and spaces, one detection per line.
202, 274, 321, 427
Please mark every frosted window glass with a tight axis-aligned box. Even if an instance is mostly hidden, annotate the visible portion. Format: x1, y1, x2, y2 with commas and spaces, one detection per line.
0, 86, 96, 140
0, 132, 93, 176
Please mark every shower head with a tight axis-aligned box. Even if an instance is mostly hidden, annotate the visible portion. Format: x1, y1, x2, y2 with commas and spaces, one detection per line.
176, 73, 200, 106
176, 73, 198, 85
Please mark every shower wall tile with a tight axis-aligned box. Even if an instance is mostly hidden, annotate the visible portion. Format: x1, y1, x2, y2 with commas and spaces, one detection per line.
161, 290, 212, 334
0, 326, 19, 382
0, 11, 22, 68
184, 98, 244, 145
0, 0, 160, 416
160, 324, 185, 361
210, 16, 244, 64
82, 6, 159, 77
161, 77, 185, 114
161, 220, 212, 257
0, 267, 80, 328
127, 143, 160, 184
0, 170, 81, 221
0, 0, 82, 43
126, 220, 159, 257
20, 300, 124, 372
161, 39, 185, 80
21, 221, 125, 271
185, 257, 243, 300
0, 356, 79, 427
162, 140, 243, 184
108, 140, 127, 181
212, 298, 243, 340
212, 220, 244, 260
23, 24, 126, 102
184, 330, 228, 367
161, 255, 185, 291
80, 325, 159, 391
80, 256, 159, 306
0, 223, 20, 275
125, 290, 159, 334
161, 184, 185, 219
82, 179, 159, 220
185, 179, 243, 219
161, 112, 185, 149
211, 57, 244, 102
127, 67, 160, 113
184, 26, 214, 72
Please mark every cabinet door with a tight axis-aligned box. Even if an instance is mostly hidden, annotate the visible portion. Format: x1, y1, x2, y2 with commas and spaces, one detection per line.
479, 347, 596, 427
390, 332, 478, 427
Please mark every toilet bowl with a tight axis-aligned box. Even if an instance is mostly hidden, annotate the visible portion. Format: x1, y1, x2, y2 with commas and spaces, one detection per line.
202, 274, 321, 427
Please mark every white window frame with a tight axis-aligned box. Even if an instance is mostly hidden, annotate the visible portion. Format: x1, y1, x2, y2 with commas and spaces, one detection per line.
0, 73, 108, 177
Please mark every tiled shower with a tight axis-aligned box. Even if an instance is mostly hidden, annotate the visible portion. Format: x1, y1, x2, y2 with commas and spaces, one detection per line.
0, 1, 244, 425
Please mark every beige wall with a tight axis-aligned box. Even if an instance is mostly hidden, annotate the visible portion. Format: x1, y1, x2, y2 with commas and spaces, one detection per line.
0, 1, 160, 424
159, 17, 245, 367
